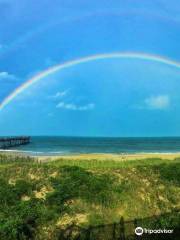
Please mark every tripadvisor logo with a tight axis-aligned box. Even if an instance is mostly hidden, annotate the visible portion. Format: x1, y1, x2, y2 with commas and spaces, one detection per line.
135, 226, 173, 236
135, 227, 143, 236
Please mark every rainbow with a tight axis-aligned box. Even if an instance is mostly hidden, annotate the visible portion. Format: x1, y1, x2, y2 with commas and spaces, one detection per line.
1, 52, 180, 111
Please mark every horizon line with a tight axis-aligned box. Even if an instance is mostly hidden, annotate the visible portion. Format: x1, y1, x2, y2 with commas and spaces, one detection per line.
1, 135, 180, 138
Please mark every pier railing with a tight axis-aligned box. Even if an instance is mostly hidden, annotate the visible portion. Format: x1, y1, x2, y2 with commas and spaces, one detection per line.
0, 136, 30, 149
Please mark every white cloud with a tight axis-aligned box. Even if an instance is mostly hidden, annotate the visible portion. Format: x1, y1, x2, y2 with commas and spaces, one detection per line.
56, 102, 95, 111
144, 95, 170, 110
0, 71, 17, 82
50, 90, 69, 99
0, 72, 9, 78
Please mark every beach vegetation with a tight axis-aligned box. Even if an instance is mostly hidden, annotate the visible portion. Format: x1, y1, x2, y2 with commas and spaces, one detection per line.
0, 153, 179, 239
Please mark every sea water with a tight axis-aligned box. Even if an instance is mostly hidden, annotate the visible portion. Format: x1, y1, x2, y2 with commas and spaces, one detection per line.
2, 136, 180, 156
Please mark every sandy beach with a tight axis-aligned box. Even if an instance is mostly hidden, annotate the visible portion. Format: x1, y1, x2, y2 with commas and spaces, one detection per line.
1, 151, 180, 162
36, 152, 180, 162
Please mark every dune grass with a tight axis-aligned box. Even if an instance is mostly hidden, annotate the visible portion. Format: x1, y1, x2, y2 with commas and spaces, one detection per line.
0, 154, 179, 239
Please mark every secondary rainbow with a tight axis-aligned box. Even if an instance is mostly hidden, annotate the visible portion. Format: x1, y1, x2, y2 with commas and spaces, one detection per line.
1, 52, 180, 111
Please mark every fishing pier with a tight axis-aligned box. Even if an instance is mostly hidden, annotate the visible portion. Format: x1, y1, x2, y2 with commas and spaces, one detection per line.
0, 136, 30, 149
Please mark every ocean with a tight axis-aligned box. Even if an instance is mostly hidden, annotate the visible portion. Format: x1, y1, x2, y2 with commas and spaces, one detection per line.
1, 136, 180, 156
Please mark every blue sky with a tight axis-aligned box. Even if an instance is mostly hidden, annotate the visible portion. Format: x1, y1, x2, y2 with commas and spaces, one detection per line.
0, 0, 180, 136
